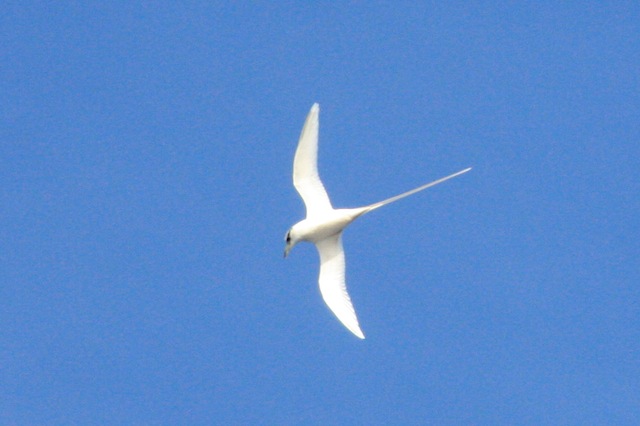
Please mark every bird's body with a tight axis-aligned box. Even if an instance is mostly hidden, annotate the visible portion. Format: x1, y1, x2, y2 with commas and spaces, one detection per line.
288, 208, 366, 244
284, 103, 470, 339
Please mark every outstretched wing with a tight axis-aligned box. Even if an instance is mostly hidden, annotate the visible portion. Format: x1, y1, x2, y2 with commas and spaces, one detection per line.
315, 233, 365, 339
293, 103, 333, 218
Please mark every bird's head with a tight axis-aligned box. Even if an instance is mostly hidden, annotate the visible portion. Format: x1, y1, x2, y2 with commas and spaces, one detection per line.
283, 228, 299, 258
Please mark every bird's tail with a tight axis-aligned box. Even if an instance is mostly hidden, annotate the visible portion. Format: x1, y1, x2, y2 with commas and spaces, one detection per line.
361, 167, 472, 215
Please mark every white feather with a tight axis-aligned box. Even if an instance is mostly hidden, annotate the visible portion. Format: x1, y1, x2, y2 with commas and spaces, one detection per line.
285, 103, 471, 339
293, 103, 333, 218
316, 233, 364, 339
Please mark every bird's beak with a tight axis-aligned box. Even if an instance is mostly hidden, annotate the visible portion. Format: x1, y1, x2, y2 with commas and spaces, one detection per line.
284, 246, 290, 258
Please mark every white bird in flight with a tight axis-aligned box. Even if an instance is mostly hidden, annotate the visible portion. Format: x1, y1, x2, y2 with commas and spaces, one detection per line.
284, 103, 471, 339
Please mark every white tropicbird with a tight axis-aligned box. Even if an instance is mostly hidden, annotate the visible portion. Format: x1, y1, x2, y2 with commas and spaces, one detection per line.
284, 103, 471, 339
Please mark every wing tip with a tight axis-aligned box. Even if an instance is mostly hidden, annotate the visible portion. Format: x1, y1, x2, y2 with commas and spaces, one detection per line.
347, 323, 365, 339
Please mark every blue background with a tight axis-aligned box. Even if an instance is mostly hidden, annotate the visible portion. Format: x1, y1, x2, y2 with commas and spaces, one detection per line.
2, 2, 639, 424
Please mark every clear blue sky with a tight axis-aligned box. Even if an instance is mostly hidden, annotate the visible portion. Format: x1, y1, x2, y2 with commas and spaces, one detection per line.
2, 2, 639, 424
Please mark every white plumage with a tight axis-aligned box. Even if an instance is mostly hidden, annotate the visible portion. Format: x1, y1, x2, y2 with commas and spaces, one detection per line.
284, 103, 470, 339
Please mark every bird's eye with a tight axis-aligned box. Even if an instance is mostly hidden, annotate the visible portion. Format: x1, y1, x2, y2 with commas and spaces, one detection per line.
285, 231, 291, 243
